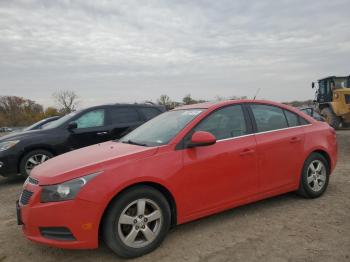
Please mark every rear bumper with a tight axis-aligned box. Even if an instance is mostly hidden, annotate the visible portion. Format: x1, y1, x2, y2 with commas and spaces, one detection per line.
19, 184, 103, 249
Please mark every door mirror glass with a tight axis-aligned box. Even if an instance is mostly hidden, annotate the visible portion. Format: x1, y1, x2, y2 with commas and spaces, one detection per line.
67, 122, 78, 130
312, 82, 315, 89
189, 131, 216, 148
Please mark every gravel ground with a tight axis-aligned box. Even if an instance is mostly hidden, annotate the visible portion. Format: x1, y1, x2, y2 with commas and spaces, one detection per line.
0, 131, 349, 262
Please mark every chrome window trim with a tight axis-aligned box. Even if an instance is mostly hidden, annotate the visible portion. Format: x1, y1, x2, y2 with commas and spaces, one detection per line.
216, 124, 312, 143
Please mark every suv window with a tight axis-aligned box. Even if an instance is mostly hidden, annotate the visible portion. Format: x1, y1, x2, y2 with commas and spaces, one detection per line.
140, 107, 161, 120
109, 107, 140, 124
251, 104, 288, 132
284, 110, 299, 127
75, 109, 105, 129
194, 105, 247, 140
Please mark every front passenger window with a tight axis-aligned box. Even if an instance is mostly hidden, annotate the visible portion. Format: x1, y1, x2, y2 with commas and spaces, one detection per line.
75, 109, 105, 129
194, 105, 247, 140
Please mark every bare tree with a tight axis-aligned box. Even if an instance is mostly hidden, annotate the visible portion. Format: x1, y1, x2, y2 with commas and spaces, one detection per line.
53, 90, 79, 114
157, 94, 173, 109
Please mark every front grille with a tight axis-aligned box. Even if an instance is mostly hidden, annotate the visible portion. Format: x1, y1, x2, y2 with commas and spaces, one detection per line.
20, 189, 33, 205
40, 227, 76, 241
28, 176, 39, 185
345, 94, 350, 104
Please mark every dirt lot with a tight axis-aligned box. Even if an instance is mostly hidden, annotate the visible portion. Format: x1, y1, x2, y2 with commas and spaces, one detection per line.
0, 131, 349, 262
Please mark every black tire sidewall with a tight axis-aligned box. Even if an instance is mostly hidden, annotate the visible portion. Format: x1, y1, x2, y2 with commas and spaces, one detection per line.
300, 153, 330, 198
19, 149, 53, 177
102, 185, 171, 258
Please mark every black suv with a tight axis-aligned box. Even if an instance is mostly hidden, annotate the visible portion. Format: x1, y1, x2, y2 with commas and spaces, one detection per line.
0, 104, 164, 178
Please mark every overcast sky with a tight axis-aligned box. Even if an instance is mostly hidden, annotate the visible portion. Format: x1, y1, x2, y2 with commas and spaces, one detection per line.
0, 0, 349, 108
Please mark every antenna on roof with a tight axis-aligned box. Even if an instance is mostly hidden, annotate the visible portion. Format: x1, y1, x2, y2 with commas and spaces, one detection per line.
253, 88, 261, 100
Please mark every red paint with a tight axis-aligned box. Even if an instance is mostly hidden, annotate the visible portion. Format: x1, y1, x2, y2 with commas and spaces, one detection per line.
20, 100, 338, 249
190, 131, 216, 146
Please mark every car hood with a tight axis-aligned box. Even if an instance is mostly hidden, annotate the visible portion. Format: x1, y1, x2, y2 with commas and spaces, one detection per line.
31, 141, 159, 185
0, 129, 51, 142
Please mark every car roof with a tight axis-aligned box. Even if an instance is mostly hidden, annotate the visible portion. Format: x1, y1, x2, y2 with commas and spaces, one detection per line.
174, 99, 295, 110
78, 103, 164, 112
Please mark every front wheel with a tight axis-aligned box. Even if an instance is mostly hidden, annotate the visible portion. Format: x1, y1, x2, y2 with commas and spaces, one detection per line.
296, 153, 330, 198
19, 149, 53, 177
102, 185, 171, 258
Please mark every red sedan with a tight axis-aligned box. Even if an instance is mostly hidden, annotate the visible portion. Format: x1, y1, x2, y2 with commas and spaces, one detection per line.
17, 100, 337, 258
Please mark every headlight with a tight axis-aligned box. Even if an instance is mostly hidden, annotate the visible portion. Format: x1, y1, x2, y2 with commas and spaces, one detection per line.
40, 171, 102, 203
0, 140, 20, 152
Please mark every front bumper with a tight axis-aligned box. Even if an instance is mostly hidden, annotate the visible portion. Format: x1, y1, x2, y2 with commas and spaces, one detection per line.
0, 150, 19, 177
18, 183, 103, 249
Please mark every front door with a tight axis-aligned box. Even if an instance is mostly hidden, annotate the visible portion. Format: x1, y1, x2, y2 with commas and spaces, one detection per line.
181, 105, 258, 218
68, 108, 110, 149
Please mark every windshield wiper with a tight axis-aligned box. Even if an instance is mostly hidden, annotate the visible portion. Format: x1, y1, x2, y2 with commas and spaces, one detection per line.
122, 139, 148, 147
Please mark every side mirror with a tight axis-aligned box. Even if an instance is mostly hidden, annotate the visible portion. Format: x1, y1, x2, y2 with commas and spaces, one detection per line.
188, 131, 216, 148
312, 82, 315, 89
67, 122, 77, 130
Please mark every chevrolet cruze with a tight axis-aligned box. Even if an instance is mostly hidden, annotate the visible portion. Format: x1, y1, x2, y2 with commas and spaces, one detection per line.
17, 100, 337, 258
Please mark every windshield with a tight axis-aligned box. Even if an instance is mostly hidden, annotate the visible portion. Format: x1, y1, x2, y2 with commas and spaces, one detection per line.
23, 119, 48, 131
120, 109, 204, 146
43, 111, 78, 129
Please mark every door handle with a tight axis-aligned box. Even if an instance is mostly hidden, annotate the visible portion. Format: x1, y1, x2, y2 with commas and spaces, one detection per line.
96, 131, 108, 136
290, 137, 301, 143
239, 148, 255, 156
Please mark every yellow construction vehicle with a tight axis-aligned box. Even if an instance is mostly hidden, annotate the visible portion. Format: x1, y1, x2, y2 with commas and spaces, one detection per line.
312, 75, 350, 128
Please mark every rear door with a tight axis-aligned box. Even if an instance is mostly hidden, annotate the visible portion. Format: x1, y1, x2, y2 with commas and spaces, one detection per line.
249, 104, 305, 192
106, 106, 145, 139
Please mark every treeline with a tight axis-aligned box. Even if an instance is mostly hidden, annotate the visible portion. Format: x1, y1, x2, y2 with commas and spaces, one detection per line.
156, 94, 248, 110
0, 96, 60, 126
0, 90, 79, 127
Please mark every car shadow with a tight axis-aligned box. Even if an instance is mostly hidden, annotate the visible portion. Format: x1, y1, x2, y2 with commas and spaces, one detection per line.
0, 175, 25, 186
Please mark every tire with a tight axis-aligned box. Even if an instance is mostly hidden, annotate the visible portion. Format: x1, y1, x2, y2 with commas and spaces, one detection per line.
19, 149, 53, 177
321, 107, 341, 129
102, 185, 171, 258
296, 153, 330, 198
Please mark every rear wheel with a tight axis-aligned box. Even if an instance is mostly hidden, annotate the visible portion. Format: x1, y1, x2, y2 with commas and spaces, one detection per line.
321, 107, 341, 129
102, 185, 171, 258
296, 153, 330, 198
19, 149, 53, 177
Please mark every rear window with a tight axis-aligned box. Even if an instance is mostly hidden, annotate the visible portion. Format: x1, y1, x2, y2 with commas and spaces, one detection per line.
140, 107, 161, 120
109, 107, 141, 124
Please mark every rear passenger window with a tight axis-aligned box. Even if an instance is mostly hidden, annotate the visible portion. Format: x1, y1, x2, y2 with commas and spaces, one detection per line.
299, 117, 310, 125
251, 104, 288, 132
140, 107, 161, 120
109, 107, 140, 124
284, 110, 299, 127
194, 105, 248, 140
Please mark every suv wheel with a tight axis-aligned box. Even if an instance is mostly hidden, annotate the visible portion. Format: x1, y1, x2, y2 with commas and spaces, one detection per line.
296, 153, 330, 198
102, 185, 171, 258
19, 149, 53, 177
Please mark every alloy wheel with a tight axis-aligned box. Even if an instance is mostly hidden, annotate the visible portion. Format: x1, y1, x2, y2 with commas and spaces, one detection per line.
25, 154, 50, 175
117, 198, 162, 248
306, 160, 327, 192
